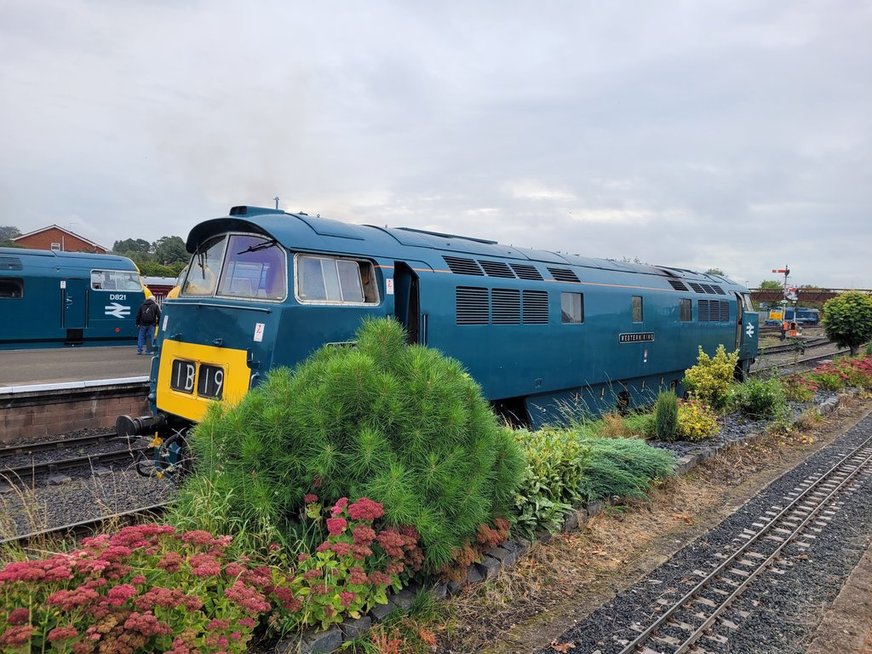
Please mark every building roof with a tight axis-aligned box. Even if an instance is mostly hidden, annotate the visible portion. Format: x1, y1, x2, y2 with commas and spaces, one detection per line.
13, 224, 108, 252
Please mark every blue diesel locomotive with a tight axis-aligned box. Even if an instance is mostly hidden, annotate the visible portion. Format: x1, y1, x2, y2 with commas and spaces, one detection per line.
0, 247, 145, 349
119, 205, 758, 444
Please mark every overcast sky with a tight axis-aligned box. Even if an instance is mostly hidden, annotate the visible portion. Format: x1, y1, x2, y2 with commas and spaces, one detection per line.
2, 1, 870, 288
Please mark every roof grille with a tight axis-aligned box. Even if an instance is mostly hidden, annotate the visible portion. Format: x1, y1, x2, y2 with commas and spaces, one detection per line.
0, 256, 23, 271
491, 288, 521, 324
547, 267, 580, 283
712, 285, 726, 295
456, 287, 489, 324
510, 263, 543, 281
688, 282, 705, 294
444, 256, 484, 276
522, 290, 549, 324
668, 279, 688, 291
479, 260, 516, 278
702, 284, 717, 294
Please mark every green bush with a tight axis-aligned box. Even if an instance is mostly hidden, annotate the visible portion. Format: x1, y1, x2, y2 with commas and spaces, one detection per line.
729, 378, 787, 420
676, 399, 719, 441
512, 427, 590, 537
822, 292, 872, 356
173, 318, 525, 570
577, 438, 675, 501
682, 345, 739, 410
653, 391, 679, 441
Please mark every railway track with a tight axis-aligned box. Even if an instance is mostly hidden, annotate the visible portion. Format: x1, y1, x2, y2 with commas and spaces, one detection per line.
617, 431, 872, 654
751, 348, 852, 376
757, 336, 830, 356
0, 432, 149, 482
0, 502, 170, 548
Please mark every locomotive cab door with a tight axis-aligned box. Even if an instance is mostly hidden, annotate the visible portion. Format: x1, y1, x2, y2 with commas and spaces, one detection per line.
735, 292, 744, 351
393, 262, 420, 344
62, 278, 88, 344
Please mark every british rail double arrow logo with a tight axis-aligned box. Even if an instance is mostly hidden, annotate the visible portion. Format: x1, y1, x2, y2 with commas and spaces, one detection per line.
104, 302, 131, 319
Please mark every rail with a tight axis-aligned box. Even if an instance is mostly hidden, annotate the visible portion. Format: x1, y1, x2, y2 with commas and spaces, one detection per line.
618, 432, 872, 653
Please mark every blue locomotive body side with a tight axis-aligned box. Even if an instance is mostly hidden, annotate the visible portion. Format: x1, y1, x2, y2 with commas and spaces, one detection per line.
151, 207, 758, 428
0, 247, 145, 350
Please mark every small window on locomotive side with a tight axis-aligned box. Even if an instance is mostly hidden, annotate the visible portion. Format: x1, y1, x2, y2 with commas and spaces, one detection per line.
561, 292, 584, 323
296, 255, 379, 305
0, 278, 23, 299
679, 298, 692, 321
632, 296, 643, 322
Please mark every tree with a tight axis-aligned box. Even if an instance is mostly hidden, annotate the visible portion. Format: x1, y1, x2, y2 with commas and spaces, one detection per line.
759, 280, 783, 290
153, 236, 188, 265
0, 225, 21, 248
112, 238, 151, 255
822, 292, 872, 356
704, 268, 725, 277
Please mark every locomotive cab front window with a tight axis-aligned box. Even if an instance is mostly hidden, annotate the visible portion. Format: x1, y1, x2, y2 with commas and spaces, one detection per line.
217, 235, 287, 301
90, 270, 142, 291
182, 235, 226, 297
296, 255, 379, 305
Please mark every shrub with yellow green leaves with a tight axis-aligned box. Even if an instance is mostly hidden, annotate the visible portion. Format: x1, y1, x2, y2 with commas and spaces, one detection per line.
682, 345, 739, 410
677, 399, 720, 441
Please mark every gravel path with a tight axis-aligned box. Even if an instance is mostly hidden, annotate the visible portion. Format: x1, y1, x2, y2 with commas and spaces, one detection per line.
537, 413, 872, 654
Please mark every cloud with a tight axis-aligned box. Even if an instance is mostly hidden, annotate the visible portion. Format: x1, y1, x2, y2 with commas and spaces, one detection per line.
0, 1, 869, 287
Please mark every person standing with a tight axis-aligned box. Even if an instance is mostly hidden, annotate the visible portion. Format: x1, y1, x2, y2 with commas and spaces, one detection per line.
135, 296, 161, 355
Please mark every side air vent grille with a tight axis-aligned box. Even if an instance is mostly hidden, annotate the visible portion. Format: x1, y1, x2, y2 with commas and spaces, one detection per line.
688, 282, 705, 294
668, 279, 688, 291
547, 267, 580, 283
456, 287, 489, 324
444, 256, 484, 276
712, 285, 726, 295
479, 260, 516, 278
522, 290, 549, 324
491, 289, 521, 324
698, 299, 730, 322
510, 263, 543, 281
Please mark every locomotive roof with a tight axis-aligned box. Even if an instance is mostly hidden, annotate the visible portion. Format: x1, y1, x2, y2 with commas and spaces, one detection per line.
0, 247, 139, 272
186, 207, 744, 289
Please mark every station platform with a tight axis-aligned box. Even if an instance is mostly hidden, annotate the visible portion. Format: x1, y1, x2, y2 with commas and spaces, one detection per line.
0, 346, 152, 390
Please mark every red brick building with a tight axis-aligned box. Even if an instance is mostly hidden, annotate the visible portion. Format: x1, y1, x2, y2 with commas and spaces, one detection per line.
12, 225, 108, 253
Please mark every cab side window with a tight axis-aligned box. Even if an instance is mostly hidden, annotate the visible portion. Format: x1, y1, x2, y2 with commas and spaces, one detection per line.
296, 255, 379, 305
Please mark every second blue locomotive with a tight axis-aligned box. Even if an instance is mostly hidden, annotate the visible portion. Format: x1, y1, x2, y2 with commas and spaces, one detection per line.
0, 247, 145, 349
122, 205, 759, 436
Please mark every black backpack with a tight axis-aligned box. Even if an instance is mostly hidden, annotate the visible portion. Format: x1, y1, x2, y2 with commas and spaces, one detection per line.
141, 302, 157, 324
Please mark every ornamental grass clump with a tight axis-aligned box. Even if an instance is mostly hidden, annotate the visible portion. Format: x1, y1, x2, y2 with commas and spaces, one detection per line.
511, 427, 590, 537
682, 345, 739, 410
174, 318, 524, 570
576, 438, 675, 501
653, 391, 679, 441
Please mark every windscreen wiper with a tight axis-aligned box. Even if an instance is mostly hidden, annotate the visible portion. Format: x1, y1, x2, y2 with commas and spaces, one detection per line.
237, 239, 278, 255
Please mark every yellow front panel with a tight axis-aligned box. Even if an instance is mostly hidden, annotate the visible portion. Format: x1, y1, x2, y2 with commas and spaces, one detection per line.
156, 340, 250, 422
